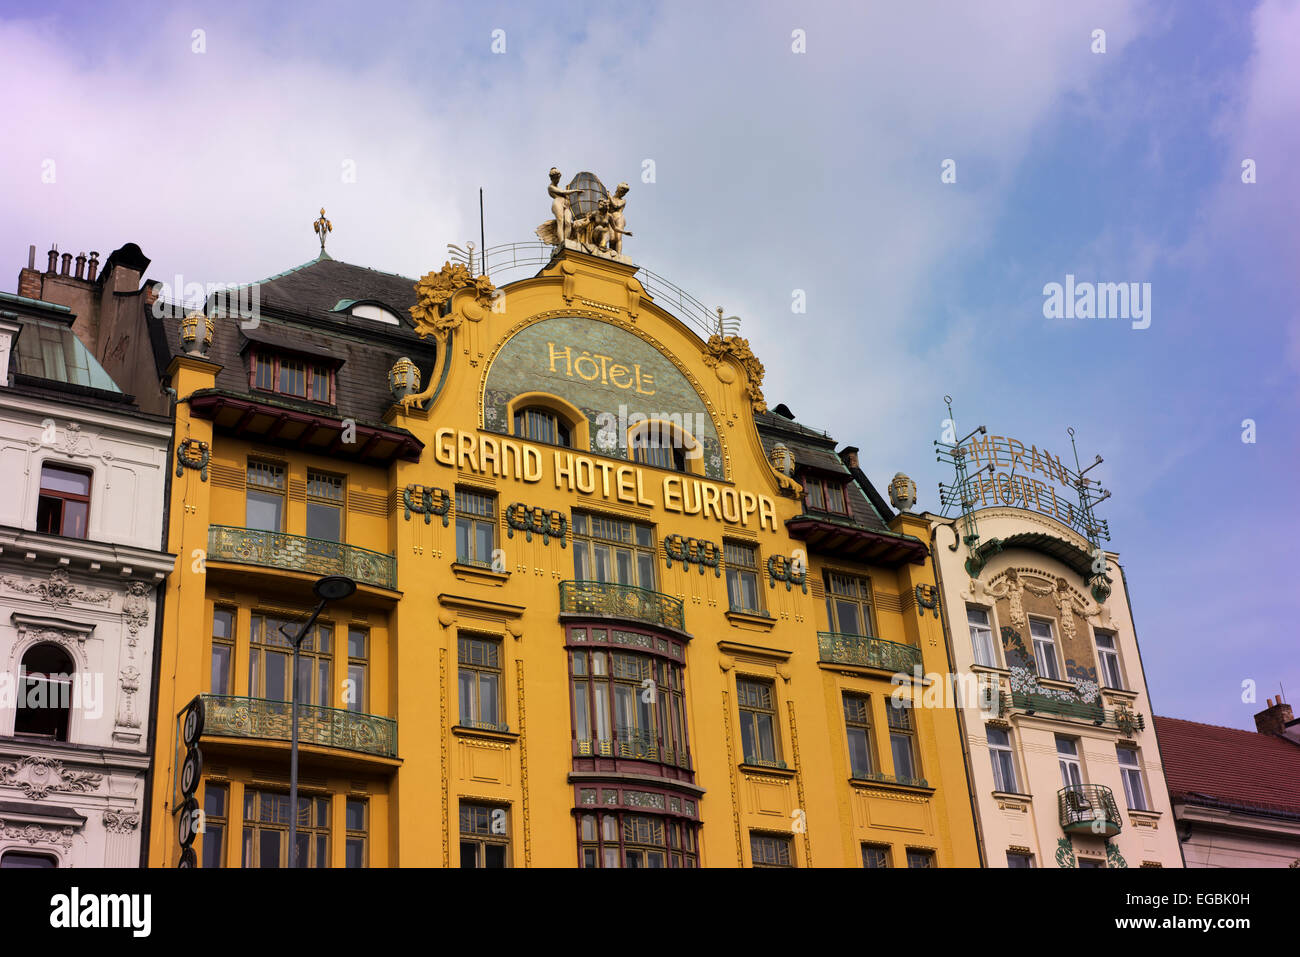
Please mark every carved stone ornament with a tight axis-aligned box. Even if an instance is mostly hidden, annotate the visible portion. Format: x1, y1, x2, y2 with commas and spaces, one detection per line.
409, 261, 497, 343
121, 581, 150, 650
1, 568, 110, 609
0, 819, 74, 849
175, 438, 210, 480
702, 334, 767, 413
102, 808, 141, 834
116, 666, 142, 729
0, 755, 103, 801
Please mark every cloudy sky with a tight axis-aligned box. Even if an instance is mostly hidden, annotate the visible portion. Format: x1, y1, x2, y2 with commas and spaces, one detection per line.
2, 0, 1296, 731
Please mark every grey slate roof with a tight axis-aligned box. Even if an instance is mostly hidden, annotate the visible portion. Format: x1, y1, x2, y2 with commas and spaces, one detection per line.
147, 255, 437, 425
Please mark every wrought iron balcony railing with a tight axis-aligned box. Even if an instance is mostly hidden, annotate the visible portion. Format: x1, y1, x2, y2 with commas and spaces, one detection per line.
200, 694, 397, 759
741, 755, 789, 771
575, 732, 693, 769
851, 769, 930, 789
1058, 784, 1122, 837
817, 632, 923, 674
558, 580, 686, 632
208, 525, 397, 591
1002, 691, 1146, 735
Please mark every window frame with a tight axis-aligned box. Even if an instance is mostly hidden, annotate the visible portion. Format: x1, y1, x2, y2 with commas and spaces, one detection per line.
861, 843, 891, 868
571, 512, 657, 590
457, 635, 504, 731
201, 781, 229, 868
14, 642, 76, 741
460, 802, 511, 868
842, 692, 875, 779
1094, 630, 1125, 690
887, 698, 921, 785
578, 811, 697, 868
210, 606, 236, 696
345, 626, 368, 714
987, 726, 1019, 793
245, 460, 287, 533
454, 487, 497, 567
1116, 746, 1149, 811
1029, 617, 1061, 681
824, 571, 875, 637
749, 831, 794, 868
345, 797, 368, 868
305, 470, 345, 543
736, 676, 783, 768
723, 540, 764, 615
801, 472, 850, 516
249, 349, 335, 404
967, 605, 999, 668
240, 789, 332, 868
512, 406, 572, 448
905, 848, 936, 868
35, 462, 92, 539
248, 613, 333, 707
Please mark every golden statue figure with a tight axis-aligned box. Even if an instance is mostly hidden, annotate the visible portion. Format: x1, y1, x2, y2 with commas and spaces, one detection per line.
608, 182, 630, 253
536, 168, 581, 246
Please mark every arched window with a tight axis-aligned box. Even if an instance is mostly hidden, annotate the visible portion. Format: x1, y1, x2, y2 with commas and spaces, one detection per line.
513, 406, 571, 448
0, 851, 58, 868
15, 644, 75, 741
629, 421, 695, 473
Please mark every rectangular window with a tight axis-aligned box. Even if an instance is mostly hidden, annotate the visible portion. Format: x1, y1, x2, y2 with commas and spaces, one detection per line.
346, 626, 368, 713
750, 833, 793, 868
249, 613, 332, 706
861, 844, 891, 868
251, 351, 333, 404
240, 790, 331, 868
1117, 747, 1148, 811
987, 727, 1018, 793
887, 699, 919, 784
842, 693, 874, 778
802, 475, 849, 515
245, 461, 286, 532
737, 677, 781, 767
571, 513, 656, 589
906, 849, 935, 868
1030, 618, 1060, 680
459, 802, 509, 868
201, 782, 228, 868
211, 607, 235, 696
968, 607, 997, 668
305, 471, 344, 542
825, 572, 873, 636
455, 488, 496, 566
578, 812, 696, 868
1006, 852, 1035, 868
1056, 736, 1083, 788
724, 541, 763, 615
345, 798, 367, 868
458, 636, 502, 730
36, 464, 91, 538
1095, 632, 1125, 689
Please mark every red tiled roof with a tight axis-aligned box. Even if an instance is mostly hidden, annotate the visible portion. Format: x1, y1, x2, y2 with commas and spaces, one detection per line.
1154, 716, 1300, 817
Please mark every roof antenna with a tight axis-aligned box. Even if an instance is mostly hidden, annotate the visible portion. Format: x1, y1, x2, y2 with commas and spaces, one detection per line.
480, 187, 487, 279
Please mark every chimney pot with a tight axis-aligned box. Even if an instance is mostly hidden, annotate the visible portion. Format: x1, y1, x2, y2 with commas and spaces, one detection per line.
1254, 696, 1295, 736
75, 252, 86, 280
60, 252, 72, 276
87, 251, 100, 282
27, 245, 35, 270
47, 246, 58, 274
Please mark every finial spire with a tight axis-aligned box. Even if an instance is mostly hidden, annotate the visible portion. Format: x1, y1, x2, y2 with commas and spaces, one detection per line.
313, 208, 333, 258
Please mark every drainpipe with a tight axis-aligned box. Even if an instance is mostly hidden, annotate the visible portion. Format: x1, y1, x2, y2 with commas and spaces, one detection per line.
928, 516, 988, 868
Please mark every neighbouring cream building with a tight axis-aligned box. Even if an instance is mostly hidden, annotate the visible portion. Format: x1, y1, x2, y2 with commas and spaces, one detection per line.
918, 420, 1183, 868
0, 281, 174, 867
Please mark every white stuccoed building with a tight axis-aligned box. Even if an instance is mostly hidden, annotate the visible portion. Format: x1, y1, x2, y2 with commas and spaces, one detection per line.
0, 293, 174, 867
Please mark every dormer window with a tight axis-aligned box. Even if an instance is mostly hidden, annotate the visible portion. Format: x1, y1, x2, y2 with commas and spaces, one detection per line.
350, 303, 400, 325
250, 349, 335, 404
802, 474, 848, 515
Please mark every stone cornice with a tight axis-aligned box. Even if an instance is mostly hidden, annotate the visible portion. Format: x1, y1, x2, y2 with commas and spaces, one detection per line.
0, 526, 174, 579
0, 390, 173, 439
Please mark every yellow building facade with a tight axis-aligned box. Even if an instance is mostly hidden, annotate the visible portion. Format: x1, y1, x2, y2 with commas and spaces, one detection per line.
134, 186, 981, 867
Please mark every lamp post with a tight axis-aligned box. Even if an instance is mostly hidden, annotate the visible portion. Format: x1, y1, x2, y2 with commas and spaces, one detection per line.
280, 574, 356, 867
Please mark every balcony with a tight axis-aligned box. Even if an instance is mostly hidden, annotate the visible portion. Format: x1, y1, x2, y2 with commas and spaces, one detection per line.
559, 580, 685, 632
208, 525, 396, 591
575, 731, 693, 770
200, 694, 397, 759
817, 632, 922, 674
1003, 691, 1146, 734
1058, 784, 1122, 838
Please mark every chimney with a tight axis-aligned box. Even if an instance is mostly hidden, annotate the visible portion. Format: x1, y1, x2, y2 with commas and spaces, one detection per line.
839, 446, 860, 469
47, 245, 58, 274
75, 252, 86, 279
18, 246, 42, 300
60, 252, 72, 276
87, 251, 99, 282
1254, 696, 1294, 736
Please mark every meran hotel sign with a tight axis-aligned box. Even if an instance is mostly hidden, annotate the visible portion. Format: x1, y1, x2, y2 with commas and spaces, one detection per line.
956, 432, 1095, 531
428, 428, 780, 531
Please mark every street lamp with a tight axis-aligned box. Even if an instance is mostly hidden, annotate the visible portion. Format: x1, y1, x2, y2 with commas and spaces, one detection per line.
279, 575, 356, 867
